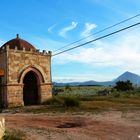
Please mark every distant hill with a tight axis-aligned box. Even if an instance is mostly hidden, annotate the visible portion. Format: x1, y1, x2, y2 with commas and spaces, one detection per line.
114, 71, 140, 85
54, 71, 140, 86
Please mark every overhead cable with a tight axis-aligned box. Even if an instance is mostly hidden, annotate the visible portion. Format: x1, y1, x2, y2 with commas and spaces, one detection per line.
52, 22, 140, 56
53, 13, 140, 53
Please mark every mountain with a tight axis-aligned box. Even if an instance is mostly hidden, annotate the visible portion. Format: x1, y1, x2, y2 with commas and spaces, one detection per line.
114, 71, 140, 85
53, 81, 98, 87
54, 71, 140, 86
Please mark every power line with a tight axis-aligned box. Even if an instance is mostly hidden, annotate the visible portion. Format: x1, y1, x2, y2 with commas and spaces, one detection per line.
53, 13, 140, 53
52, 22, 140, 56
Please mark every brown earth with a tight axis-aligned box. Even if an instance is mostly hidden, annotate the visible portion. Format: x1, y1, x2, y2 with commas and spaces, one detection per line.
1, 111, 140, 140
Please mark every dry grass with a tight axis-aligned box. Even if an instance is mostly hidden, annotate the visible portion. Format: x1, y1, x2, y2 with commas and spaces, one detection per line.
81, 100, 119, 109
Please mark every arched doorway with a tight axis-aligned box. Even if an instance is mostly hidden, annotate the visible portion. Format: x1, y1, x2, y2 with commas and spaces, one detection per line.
23, 71, 39, 105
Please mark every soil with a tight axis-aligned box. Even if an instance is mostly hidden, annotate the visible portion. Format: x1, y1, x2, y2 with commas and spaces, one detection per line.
1, 110, 140, 140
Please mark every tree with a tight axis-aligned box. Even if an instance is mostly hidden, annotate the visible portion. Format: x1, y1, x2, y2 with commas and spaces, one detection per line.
114, 80, 133, 91
65, 84, 72, 91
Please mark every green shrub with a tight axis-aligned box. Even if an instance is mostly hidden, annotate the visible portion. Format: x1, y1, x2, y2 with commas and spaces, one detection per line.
65, 84, 71, 90
112, 92, 120, 98
3, 130, 24, 140
121, 93, 130, 98
114, 80, 133, 91
43, 96, 80, 107
63, 97, 80, 107
43, 97, 63, 106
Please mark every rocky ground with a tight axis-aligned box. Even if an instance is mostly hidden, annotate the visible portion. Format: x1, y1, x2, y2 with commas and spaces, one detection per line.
1, 110, 140, 140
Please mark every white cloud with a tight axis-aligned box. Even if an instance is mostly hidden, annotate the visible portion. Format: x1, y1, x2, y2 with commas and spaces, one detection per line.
59, 21, 78, 37
48, 24, 57, 33
52, 73, 114, 82
81, 23, 97, 37
53, 33, 140, 74
32, 37, 66, 51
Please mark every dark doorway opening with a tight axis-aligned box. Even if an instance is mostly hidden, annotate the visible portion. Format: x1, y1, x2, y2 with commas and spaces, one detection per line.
23, 71, 39, 105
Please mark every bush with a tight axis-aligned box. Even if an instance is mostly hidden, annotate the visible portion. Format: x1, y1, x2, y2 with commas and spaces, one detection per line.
3, 130, 25, 140
97, 89, 110, 96
114, 80, 133, 91
63, 97, 80, 107
52, 88, 64, 95
43, 97, 63, 106
121, 93, 130, 98
65, 84, 72, 92
43, 96, 80, 108
112, 92, 120, 98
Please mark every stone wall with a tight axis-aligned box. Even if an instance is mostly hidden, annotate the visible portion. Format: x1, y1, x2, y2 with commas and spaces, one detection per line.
0, 47, 52, 107
40, 83, 52, 103
7, 48, 51, 84
6, 84, 23, 107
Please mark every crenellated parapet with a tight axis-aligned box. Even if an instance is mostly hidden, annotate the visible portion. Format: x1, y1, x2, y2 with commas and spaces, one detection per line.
0, 44, 52, 56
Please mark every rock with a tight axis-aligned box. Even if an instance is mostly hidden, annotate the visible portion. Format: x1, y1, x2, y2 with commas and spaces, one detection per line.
0, 118, 5, 139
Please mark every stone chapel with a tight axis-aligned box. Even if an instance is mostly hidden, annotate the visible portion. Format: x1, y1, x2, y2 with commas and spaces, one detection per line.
0, 34, 52, 107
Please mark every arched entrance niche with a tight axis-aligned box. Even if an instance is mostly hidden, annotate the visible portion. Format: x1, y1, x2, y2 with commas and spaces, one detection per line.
23, 71, 39, 105
19, 66, 45, 106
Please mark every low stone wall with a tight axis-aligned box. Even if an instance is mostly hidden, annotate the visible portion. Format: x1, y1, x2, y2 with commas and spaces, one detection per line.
0, 117, 5, 140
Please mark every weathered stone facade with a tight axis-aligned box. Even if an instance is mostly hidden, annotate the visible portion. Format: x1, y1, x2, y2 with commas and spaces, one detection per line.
0, 35, 52, 107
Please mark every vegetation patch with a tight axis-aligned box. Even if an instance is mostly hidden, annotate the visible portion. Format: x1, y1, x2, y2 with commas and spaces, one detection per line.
63, 97, 80, 107
43, 96, 80, 108
43, 96, 63, 106
3, 130, 25, 140
3, 84, 140, 114
114, 80, 134, 91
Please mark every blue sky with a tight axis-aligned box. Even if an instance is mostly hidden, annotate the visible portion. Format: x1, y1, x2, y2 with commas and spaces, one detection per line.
0, 0, 140, 82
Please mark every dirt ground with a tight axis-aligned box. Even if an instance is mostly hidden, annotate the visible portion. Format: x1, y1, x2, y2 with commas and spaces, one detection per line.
1, 110, 140, 140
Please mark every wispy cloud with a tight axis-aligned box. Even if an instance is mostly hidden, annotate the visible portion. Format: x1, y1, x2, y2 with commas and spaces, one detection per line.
81, 23, 97, 37
31, 36, 66, 51
54, 32, 140, 74
52, 73, 113, 82
48, 24, 57, 33
59, 21, 78, 37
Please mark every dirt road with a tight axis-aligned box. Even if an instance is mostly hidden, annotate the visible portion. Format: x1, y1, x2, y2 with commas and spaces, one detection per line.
1, 111, 140, 140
